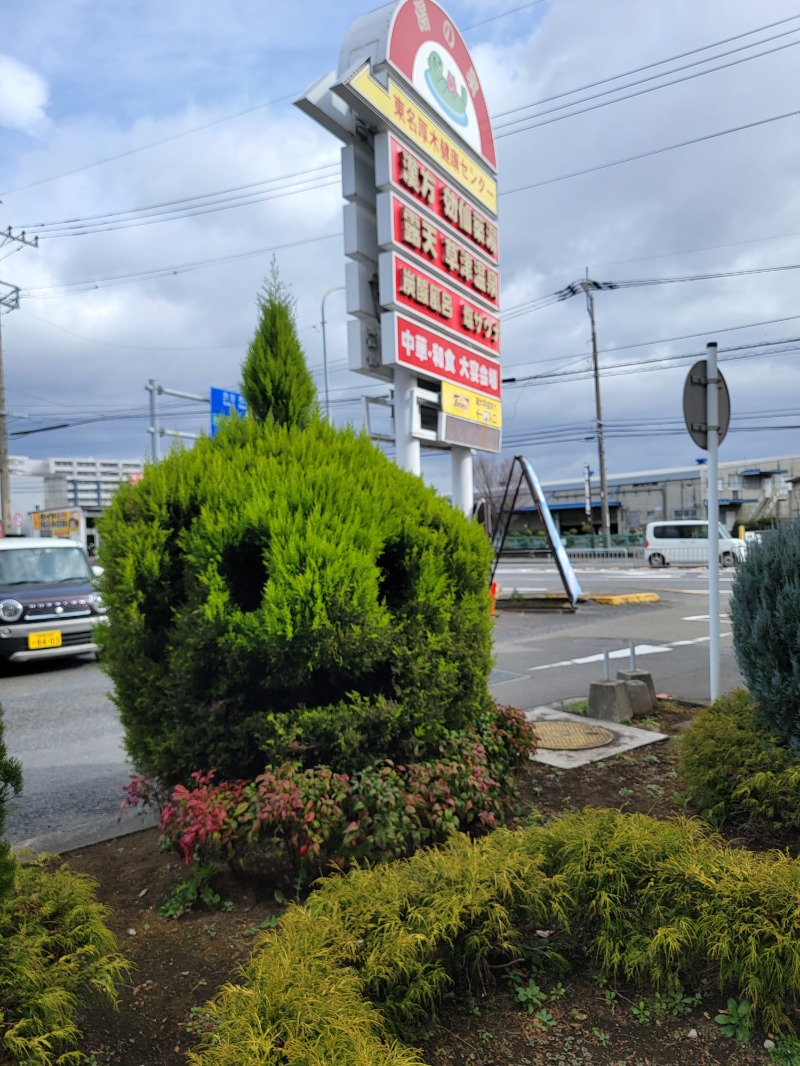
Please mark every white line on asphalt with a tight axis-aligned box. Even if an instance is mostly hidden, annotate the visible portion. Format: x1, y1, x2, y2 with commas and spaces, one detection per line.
524, 633, 731, 674
681, 614, 730, 622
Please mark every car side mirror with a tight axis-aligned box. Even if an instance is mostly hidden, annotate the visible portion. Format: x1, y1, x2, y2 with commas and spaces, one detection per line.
92, 565, 104, 578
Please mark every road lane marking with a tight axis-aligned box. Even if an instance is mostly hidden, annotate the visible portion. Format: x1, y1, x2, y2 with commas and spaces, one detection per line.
523, 633, 731, 674
681, 614, 730, 621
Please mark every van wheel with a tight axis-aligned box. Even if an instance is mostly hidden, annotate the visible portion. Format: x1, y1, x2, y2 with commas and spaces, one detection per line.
720, 551, 735, 568
649, 553, 666, 568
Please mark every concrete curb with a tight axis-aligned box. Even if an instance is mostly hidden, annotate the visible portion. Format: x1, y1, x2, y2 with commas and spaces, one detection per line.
495, 592, 660, 610
586, 592, 660, 605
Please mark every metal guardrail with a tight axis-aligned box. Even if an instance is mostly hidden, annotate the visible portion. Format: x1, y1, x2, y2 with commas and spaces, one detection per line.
500, 546, 645, 560
566, 547, 631, 558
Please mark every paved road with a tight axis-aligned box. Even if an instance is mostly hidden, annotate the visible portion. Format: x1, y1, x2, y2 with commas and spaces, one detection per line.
491, 560, 744, 709
2, 657, 154, 853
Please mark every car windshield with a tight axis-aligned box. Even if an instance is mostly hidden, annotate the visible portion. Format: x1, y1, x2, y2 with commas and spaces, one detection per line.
0, 545, 92, 585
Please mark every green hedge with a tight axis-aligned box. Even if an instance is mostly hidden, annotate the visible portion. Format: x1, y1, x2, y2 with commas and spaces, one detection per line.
98, 418, 494, 786
186, 809, 800, 1063
150, 703, 535, 889
679, 688, 800, 830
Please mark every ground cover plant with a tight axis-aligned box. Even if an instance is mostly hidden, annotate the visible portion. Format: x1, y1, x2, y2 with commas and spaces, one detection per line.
51, 698, 800, 1065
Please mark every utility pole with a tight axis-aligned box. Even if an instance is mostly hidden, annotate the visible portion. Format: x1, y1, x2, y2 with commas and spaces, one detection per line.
0, 228, 39, 538
556, 276, 618, 549
582, 277, 611, 548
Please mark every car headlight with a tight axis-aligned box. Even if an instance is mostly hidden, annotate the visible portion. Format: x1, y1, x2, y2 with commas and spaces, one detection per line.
91, 592, 107, 614
0, 598, 23, 622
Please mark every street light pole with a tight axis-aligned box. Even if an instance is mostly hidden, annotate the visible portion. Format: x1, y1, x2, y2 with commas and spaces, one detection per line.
321, 285, 345, 421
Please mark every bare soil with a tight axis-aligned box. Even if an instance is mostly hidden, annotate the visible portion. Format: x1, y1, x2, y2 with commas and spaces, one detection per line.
60, 701, 793, 1065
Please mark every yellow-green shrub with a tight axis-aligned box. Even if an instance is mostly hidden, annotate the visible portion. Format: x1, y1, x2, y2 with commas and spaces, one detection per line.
187, 810, 800, 1063
679, 688, 800, 828
0, 858, 130, 1065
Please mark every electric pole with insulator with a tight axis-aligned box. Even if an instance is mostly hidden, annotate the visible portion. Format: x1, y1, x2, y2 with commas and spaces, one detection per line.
0, 228, 39, 537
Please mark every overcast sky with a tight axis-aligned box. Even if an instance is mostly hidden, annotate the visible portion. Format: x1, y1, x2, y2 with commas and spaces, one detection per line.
1, 0, 799, 493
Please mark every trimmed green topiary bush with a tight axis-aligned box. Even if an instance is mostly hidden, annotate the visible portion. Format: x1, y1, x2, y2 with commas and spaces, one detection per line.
730, 521, 800, 753
98, 417, 494, 786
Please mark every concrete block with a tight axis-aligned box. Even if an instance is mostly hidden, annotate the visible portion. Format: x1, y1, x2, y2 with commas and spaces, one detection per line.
623, 679, 653, 719
588, 680, 633, 724
616, 670, 657, 711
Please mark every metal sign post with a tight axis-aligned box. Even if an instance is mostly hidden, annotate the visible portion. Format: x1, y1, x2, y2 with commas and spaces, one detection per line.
683, 343, 728, 701
706, 343, 721, 701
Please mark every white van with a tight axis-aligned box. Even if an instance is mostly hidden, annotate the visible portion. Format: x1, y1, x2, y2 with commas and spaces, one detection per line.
644, 521, 747, 568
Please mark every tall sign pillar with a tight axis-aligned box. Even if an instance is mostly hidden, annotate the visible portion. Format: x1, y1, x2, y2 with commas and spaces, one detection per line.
296, 0, 501, 514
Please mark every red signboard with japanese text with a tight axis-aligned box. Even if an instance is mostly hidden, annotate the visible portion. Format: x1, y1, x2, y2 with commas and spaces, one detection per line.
375, 132, 498, 263
379, 251, 500, 358
383, 312, 501, 398
377, 190, 499, 310
299, 0, 503, 459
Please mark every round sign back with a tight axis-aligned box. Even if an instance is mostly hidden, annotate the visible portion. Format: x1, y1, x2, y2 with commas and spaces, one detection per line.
683, 359, 730, 450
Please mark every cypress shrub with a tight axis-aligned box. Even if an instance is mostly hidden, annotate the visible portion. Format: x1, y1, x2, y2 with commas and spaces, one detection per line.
730, 521, 800, 753
99, 417, 494, 785
240, 262, 317, 429
0, 704, 22, 905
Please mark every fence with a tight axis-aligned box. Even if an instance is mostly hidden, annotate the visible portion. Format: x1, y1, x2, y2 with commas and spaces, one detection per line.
500, 533, 645, 560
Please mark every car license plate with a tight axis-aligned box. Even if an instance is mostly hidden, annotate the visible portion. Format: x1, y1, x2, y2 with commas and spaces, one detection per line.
28, 630, 62, 650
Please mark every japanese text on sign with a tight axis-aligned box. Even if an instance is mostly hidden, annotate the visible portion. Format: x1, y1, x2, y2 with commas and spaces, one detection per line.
384, 312, 501, 397
346, 64, 497, 213
383, 193, 499, 308
385, 253, 500, 356
379, 134, 498, 261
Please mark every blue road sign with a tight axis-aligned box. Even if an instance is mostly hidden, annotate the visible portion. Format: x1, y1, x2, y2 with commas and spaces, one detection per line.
210, 388, 248, 438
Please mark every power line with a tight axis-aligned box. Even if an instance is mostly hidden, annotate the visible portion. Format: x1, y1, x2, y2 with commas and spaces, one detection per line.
10, 16, 799, 239
502, 264, 800, 324
492, 13, 800, 121
495, 30, 800, 137
17, 163, 340, 237
20, 231, 342, 300
500, 312, 800, 373
503, 107, 800, 196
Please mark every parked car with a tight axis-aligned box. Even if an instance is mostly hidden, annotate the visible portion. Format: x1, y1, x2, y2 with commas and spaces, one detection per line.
644, 521, 747, 568
0, 537, 107, 664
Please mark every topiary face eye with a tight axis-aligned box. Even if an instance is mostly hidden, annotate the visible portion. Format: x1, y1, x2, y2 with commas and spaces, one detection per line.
220, 535, 268, 614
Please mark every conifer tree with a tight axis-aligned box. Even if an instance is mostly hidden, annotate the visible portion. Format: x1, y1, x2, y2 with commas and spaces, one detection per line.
241, 257, 317, 428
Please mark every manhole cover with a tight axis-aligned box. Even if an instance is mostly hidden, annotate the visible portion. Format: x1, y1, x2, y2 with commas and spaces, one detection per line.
533, 721, 615, 750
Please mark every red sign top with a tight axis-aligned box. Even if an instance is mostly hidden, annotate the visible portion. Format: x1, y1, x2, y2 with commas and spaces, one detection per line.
386, 1, 496, 169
